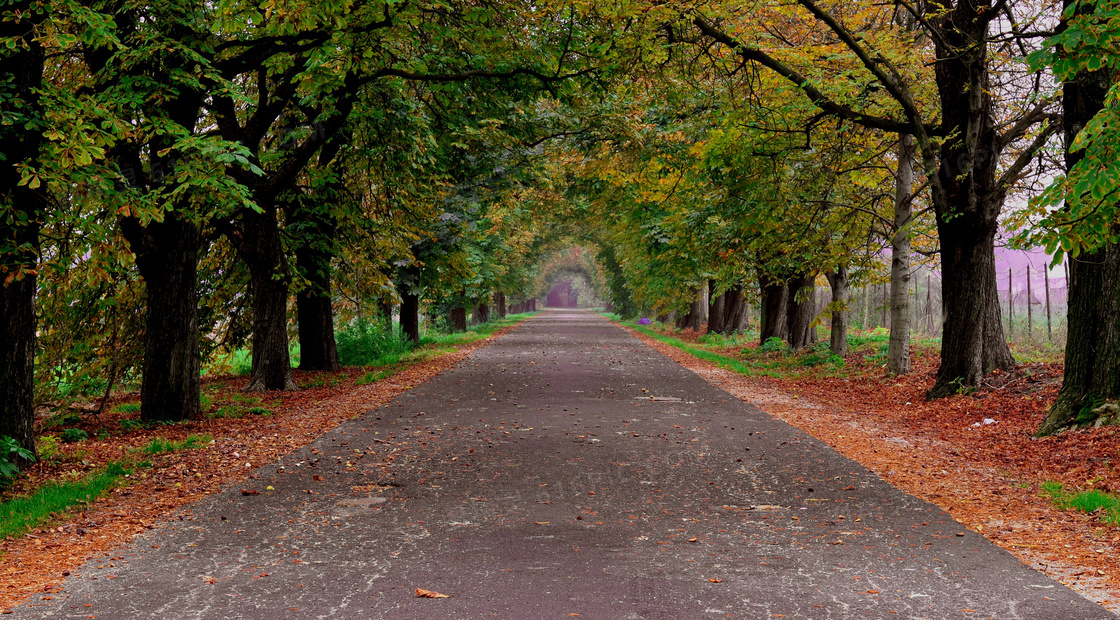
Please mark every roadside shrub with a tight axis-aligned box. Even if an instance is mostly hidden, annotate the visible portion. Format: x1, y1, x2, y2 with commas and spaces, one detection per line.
60, 428, 89, 443
0, 436, 35, 481
335, 319, 412, 366
761, 337, 786, 353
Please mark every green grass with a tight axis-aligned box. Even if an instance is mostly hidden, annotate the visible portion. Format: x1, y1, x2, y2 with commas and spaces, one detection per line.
1041, 481, 1120, 525
207, 406, 243, 419
628, 324, 762, 376
611, 317, 943, 380
139, 433, 213, 455
357, 367, 399, 385
114, 402, 141, 414
0, 461, 129, 540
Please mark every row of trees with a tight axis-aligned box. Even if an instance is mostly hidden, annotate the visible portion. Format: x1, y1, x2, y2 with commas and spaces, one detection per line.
564, 0, 1117, 435
3, 0, 1120, 462
0, 0, 615, 460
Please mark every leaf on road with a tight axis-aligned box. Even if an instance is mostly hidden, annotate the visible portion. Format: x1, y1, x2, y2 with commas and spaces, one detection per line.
415, 588, 450, 598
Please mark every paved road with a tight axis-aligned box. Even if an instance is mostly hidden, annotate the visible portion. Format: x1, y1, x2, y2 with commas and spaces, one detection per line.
15, 310, 1112, 619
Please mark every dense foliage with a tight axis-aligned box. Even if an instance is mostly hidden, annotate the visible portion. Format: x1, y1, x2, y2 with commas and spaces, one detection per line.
3, 0, 1120, 461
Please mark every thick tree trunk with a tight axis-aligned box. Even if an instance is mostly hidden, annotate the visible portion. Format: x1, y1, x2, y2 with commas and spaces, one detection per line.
889, 135, 914, 374
241, 209, 298, 392
296, 288, 340, 371
759, 280, 790, 345
707, 280, 727, 335
678, 288, 705, 331
121, 212, 202, 422
0, 6, 45, 458
787, 274, 816, 350
291, 201, 340, 372
674, 288, 698, 330
723, 284, 750, 333
450, 307, 467, 332
400, 290, 419, 344
825, 269, 849, 357
1040, 243, 1120, 433
1038, 7, 1119, 434
925, 2, 1016, 398
476, 301, 490, 324
379, 301, 393, 330
495, 292, 507, 318
927, 219, 1013, 397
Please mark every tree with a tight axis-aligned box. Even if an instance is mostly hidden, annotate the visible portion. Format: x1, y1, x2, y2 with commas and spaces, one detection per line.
1021, 0, 1120, 434
0, 0, 49, 457
681, 0, 1059, 396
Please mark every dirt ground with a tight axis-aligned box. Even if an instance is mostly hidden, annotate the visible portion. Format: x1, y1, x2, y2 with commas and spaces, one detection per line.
624, 325, 1120, 612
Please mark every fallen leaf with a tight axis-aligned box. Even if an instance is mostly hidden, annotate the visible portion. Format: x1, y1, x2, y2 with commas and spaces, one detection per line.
708, 578, 723, 583
415, 588, 450, 598
241, 489, 259, 496
866, 590, 879, 594
688, 537, 698, 543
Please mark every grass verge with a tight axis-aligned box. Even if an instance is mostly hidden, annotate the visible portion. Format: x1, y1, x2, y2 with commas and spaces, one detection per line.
139, 434, 212, 456
1041, 481, 1120, 525
0, 462, 130, 541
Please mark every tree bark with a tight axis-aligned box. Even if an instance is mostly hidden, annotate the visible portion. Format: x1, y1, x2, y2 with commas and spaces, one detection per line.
707, 280, 727, 334
0, 3, 46, 458
1038, 3, 1119, 434
239, 208, 298, 392
786, 274, 817, 350
399, 288, 419, 344
495, 292, 507, 318
292, 204, 340, 372
924, 2, 1017, 398
825, 269, 849, 357
450, 306, 467, 332
476, 300, 490, 324
723, 284, 750, 333
675, 288, 702, 330
889, 135, 914, 374
121, 212, 202, 422
759, 280, 790, 345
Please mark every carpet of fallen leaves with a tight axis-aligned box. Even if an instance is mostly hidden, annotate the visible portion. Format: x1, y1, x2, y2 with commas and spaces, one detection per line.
0, 325, 522, 612
626, 324, 1120, 612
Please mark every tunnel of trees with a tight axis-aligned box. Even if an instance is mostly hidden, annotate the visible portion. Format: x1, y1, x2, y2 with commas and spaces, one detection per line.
3, 0, 1120, 465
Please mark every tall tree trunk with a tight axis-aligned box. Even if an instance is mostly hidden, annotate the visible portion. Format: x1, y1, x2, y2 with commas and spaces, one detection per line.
0, 3, 45, 458
495, 292, 507, 318
759, 279, 790, 345
121, 212, 202, 422
292, 202, 340, 372
240, 208, 298, 392
450, 306, 467, 332
786, 274, 816, 350
925, 1, 1016, 398
1038, 4, 1119, 434
685, 287, 705, 331
476, 299, 490, 324
723, 284, 750, 333
399, 283, 420, 344
825, 269, 849, 357
889, 135, 914, 374
707, 280, 727, 334
295, 266, 340, 371
675, 288, 700, 330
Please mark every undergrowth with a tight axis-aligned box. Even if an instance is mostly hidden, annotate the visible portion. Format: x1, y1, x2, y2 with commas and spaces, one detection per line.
1041, 481, 1120, 525
0, 461, 129, 540
139, 434, 213, 455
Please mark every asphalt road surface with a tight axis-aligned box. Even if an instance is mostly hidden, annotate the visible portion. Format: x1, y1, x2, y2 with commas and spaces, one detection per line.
14, 310, 1113, 619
